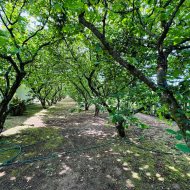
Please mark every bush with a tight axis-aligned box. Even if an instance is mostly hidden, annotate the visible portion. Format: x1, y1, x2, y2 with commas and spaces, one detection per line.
9, 97, 26, 116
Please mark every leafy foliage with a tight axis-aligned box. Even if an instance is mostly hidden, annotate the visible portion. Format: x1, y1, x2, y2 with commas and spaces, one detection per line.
0, 0, 190, 152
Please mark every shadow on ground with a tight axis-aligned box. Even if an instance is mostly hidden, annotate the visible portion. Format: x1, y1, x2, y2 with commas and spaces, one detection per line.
0, 98, 190, 190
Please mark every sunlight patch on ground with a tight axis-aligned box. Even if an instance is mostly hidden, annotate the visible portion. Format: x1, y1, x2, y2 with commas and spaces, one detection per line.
59, 163, 71, 175
84, 155, 93, 160
24, 176, 33, 182
145, 172, 151, 177
126, 150, 133, 154
81, 129, 108, 137
10, 176, 16, 181
123, 167, 131, 171
166, 165, 179, 172
131, 171, 141, 180
23, 109, 47, 127
117, 158, 121, 162
91, 120, 105, 126
106, 174, 116, 182
73, 122, 80, 126
123, 162, 129, 166
139, 164, 149, 170
0, 172, 5, 177
156, 173, 164, 181
1, 109, 47, 136
126, 179, 135, 188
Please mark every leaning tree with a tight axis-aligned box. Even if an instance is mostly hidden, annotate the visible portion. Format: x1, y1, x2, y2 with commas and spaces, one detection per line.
0, 0, 61, 132
67, 0, 190, 146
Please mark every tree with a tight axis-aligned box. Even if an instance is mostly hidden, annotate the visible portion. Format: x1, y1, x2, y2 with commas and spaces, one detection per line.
0, 0, 59, 132
75, 0, 190, 145
25, 46, 65, 108
60, 34, 155, 137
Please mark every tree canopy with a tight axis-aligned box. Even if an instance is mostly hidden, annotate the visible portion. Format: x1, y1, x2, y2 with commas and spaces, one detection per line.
0, 0, 189, 152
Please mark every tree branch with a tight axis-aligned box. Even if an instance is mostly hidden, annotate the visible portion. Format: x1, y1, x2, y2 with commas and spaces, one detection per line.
0, 54, 20, 74
136, 8, 156, 37
102, 0, 108, 38
158, 0, 185, 46
23, 38, 61, 65
79, 13, 157, 92
166, 37, 190, 53
22, 0, 52, 46
9, 0, 19, 21
11, 0, 27, 25
4, 66, 12, 96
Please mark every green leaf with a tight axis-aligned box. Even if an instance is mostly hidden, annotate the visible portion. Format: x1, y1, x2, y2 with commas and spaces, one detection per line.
0, 36, 8, 46
123, 123, 129, 128
138, 123, 149, 129
175, 134, 183, 140
95, 43, 102, 52
186, 130, 190, 139
175, 144, 190, 153
9, 47, 20, 55
166, 129, 177, 135
111, 113, 125, 123
54, 4, 62, 12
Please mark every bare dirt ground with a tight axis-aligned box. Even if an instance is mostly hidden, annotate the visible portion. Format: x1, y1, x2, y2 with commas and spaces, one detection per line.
0, 98, 189, 190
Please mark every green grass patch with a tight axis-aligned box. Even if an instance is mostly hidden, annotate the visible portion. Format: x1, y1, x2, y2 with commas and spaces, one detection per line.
4, 103, 43, 130
112, 139, 190, 189
0, 127, 64, 166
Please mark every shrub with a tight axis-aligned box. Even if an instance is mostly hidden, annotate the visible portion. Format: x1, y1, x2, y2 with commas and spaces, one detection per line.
9, 97, 26, 116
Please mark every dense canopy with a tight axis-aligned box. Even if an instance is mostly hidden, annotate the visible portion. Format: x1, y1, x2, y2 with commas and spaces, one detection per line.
0, 0, 190, 152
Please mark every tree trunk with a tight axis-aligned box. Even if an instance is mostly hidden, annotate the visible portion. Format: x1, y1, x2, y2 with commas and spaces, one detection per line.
47, 100, 52, 106
79, 15, 190, 144
40, 99, 47, 109
0, 110, 8, 134
94, 104, 100, 117
116, 121, 125, 137
157, 51, 190, 145
0, 73, 25, 133
161, 90, 190, 145
84, 102, 89, 111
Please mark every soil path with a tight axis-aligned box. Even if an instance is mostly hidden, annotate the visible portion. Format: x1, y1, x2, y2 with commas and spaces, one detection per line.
2, 109, 47, 136
0, 97, 189, 190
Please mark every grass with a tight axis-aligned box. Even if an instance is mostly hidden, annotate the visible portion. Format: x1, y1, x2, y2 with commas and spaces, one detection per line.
0, 127, 64, 166
1, 103, 64, 166
112, 138, 190, 189
4, 104, 43, 130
